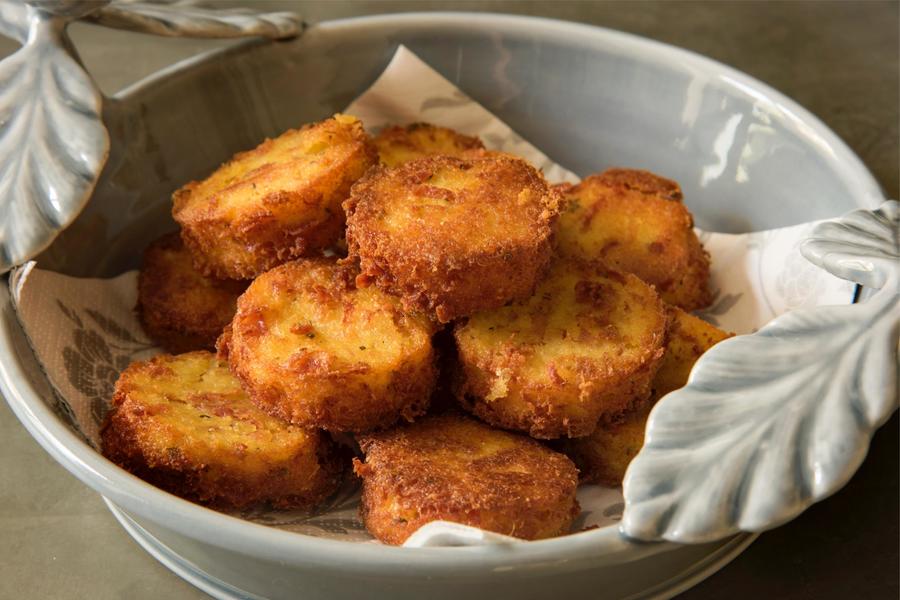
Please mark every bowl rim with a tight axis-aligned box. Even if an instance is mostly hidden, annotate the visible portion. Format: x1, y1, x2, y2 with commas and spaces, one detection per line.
112, 11, 885, 208
1, 10, 881, 572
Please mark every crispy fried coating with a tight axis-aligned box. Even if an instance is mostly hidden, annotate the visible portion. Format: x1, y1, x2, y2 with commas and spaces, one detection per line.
453, 261, 669, 439
345, 155, 560, 323
557, 169, 712, 310
560, 406, 650, 487
137, 233, 247, 353
354, 413, 580, 544
461, 148, 529, 162
650, 307, 732, 401
100, 352, 344, 509
223, 258, 437, 432
374, 123, 484, 167
173, 114, 378, 279
561, 308, 731, 484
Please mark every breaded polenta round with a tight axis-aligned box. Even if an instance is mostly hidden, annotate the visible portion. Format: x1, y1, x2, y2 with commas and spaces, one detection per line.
374, 123, 484, 167
137, 233, 247, 353
173, 114, 378, 279
353, 413, 579, 545
100, 352, 344, 509
345, 155, 560, 323
560, 406, 651, 487
649, 307, 732, 401
561, 307, 731, 484
557, 168, 712, 311
224, 258, 436, 432
454, 261, 668, 439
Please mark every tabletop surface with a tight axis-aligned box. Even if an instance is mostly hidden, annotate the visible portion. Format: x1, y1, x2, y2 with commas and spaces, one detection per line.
0, 2, 897, 599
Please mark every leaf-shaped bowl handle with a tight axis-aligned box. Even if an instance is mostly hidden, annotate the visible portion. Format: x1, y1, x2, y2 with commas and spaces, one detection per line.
0, 0, 302, 274
621, 200, 899, 543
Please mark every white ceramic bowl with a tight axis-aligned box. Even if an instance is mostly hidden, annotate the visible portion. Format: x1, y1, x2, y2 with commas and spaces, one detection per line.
0, 12, 886, 600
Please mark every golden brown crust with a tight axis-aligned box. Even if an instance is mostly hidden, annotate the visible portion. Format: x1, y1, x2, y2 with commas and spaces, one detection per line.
173, 114, 378, 279
344, 154, 561, 323
557, 168, 712, 310
453, 261, 669, 439
100, 351, 344, 509
650, 307, 733, 401
374, 123, 484, 167
354, 413, 579, 545
225, 258, 437, 432
592, 168, 683, 200
560, 307, 732, 485
558, 407, 650, 487
137, 233, 247, 353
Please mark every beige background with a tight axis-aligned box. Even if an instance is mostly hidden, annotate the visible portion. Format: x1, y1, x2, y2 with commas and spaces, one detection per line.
0, 2, 897, 599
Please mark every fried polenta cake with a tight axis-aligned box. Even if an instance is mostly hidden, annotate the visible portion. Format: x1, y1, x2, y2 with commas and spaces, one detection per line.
557, 169, 712, 310
649, 307, 732, 400
101, 352, 344, 509
223, 258, 436, 432
561, 307, 731, 484
374, 123, 484, 167
354, 413, 579, 545
173, 114, 378, 279
345, 155, 560, 323
454, 261, 668, 439
137, 233, 247, 353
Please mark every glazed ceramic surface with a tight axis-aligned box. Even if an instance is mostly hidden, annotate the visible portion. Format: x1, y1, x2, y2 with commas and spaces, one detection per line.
0, 12, 890, 600
623, 201, 898, 543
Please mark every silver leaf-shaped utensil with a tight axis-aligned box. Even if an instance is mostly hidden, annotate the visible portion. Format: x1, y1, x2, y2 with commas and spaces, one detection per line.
0, 0, 31, 42
0, 2, 109, 270
0, 0, 301, 274
84, 1, 302, 39
621, 200, 899, 543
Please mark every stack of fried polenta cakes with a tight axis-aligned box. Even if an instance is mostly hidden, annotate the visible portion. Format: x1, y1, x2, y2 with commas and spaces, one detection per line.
102, 117, 728, 544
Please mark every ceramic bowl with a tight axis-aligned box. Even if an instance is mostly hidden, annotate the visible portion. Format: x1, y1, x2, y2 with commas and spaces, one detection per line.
0, 12, 887, 600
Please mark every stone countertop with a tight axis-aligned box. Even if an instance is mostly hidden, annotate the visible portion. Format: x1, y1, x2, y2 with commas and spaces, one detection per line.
0, 2, 897, 599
